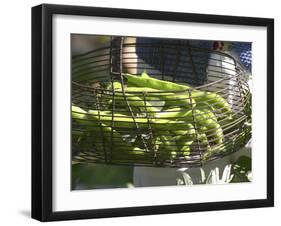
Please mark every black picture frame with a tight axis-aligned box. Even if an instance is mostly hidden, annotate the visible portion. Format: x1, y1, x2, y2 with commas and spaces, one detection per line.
32, 3, 274, 222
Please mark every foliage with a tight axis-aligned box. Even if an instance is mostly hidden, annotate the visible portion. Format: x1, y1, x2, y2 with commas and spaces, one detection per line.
231, 156, 252, 183
72, 163, 134, 190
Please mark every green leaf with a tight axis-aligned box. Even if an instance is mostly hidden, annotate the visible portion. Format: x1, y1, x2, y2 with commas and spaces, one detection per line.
231, 156, 252, 183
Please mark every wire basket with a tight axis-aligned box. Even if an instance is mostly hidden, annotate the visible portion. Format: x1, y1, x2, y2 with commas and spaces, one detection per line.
72, 37, 251, 167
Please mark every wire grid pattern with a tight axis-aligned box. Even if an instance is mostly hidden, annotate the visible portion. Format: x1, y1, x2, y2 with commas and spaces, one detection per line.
71, 37, 251, 167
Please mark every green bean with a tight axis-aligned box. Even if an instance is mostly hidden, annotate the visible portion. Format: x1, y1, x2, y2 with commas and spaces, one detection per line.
72, 106, 124, 146
106, 81, 122, 90
155, 107, 223, 145
87, 109, 199, 131
218, 114, 244, 135
153, 119, 198, 131
108, 94, 159, 115
72, 105, 149, 161
72, 106, 100, 151
193, 109, 224, 145
197, 133, 211, 151
80, 104, 223, 147
191, 91, 232, 116
163, 94, 195, 108
117, 86, 195, 108
170, 122, 196, 137
157, 135, 178, 160
124, 72, 232, 116
159, 132, 193, 159
72, 105, 88, 119
200, 108, 218, 122
155, 108, 192, 119
197, 126, 208, 134
106, 85, 161, 115
125, 72, 189, 91
92, 141, 151, 162
88, 110, 149, 128
178, 140, 193, 156
203, 143, 226, 160
117, 86, 165, 93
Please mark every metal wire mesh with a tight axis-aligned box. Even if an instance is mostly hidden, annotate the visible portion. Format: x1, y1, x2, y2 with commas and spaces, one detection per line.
72, 37, 251, 167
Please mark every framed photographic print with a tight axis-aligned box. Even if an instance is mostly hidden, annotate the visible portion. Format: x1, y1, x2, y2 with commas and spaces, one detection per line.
32, 4, 274, 222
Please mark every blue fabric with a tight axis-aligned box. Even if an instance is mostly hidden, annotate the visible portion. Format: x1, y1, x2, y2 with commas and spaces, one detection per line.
231, 42, 252, 72
136, 38, 213, 85
135, 38, 252, 83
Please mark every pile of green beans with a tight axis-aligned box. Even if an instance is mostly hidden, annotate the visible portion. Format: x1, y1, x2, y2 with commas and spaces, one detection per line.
125, 72, 232, 116
72, 71, 239, 164
72, 106, 152, 162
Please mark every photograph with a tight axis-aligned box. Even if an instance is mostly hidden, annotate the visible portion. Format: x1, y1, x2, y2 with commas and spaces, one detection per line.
71, 35, 252, 190
31, 4, 273, 221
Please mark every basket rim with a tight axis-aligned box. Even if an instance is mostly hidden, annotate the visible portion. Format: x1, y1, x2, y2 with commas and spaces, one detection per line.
72, 69, 245, 94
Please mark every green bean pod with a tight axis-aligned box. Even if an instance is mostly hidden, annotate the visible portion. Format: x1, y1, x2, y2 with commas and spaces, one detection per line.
200, 108, 218, 122
72, 105, 149, 161
191, 91, 232, 117
197, 133, 211, 152
88, 110, 149, 128
125, 72, 189, 91
118, 86, 195, 108
106, 81, 123, 90
72, 105, 89, 121
170, 122, 196, 138
87, 109, 199, 131
124, 72, 231, 116
193, 109, 224, 145
155, 108, 192, 119
178, 140, 193, 157
108, 94, 159, 115
157, 135, 178, 160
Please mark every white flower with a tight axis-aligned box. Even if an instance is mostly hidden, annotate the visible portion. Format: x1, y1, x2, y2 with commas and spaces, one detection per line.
205, 165, 234, 184
177, 164, 234, 185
